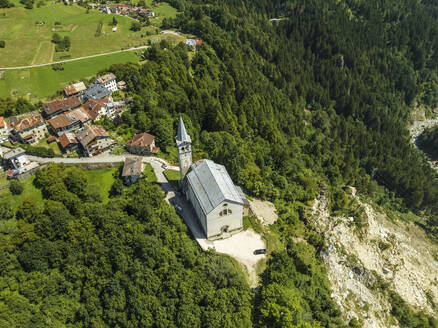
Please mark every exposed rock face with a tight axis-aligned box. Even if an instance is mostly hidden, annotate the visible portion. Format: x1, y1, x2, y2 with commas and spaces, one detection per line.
311, 191, 438, 328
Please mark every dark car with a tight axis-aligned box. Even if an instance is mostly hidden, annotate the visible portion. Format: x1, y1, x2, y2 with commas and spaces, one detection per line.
253, 249, 267, 255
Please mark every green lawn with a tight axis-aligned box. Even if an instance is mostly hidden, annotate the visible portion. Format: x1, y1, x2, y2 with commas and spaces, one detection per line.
0, 176, 43, 211
35, 136, 62, 155
0, 51, 139, 100
163, 169, 180, 189
0, 3, 181, 67
83, 168, 117, 203
144, 163, 157, 183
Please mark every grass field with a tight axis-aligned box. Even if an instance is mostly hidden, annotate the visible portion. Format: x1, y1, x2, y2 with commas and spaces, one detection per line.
35, 136, 62, 155
84, 168, 117, 203
144, 163, 157, 183
0, 175, 43, 210
0, 51, 139, 100
0, 3, 180, 67
163, 169, 180, 189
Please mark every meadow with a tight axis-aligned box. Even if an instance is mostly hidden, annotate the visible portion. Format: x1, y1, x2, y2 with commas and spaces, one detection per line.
0, 51, 140, 100
0, 2, 180, 67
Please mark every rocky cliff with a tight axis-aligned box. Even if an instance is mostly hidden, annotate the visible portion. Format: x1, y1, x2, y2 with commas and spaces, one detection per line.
311, 189, 438, 327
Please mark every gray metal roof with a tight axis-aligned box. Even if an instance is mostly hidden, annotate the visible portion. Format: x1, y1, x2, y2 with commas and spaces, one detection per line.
82, 83, 111, 101
176, 116, 191, 143
186, 159, 243, 215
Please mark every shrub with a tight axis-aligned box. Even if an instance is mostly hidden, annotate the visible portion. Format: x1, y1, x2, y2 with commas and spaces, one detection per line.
0, 40, 4, 48
10, 180, 24, 195
22, 145, 55, 158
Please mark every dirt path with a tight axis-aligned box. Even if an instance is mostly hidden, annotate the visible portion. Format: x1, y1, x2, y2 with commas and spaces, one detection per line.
0, 45, 149, 70
31, 41, 55, 65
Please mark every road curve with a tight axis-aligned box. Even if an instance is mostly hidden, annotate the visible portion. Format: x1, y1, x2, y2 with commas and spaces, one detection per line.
0, 46, 149, 71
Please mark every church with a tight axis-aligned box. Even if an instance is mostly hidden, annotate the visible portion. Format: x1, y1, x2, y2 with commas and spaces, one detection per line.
176, 116, 248, 240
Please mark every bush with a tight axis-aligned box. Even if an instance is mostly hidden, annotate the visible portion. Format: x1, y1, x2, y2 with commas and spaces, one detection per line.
22, 145, 55, 158
130, 21, 141, 31
0, 41, 5, 48
9, 180, 24, 195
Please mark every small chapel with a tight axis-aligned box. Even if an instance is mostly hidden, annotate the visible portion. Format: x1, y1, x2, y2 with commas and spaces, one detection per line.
176, 116, 248, 240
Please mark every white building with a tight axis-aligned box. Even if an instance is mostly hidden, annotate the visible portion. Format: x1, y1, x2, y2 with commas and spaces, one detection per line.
0, 117, 11, 142
95, 73, 118, 92
177, 116, 245, 240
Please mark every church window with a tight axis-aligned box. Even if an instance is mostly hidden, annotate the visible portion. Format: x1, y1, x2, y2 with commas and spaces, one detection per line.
228, 209, 232, 214
223, 203, 228, 207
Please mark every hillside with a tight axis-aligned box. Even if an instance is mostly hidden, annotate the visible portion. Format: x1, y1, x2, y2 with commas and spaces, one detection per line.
0, 2, 180, 67
2, 0, 438, 326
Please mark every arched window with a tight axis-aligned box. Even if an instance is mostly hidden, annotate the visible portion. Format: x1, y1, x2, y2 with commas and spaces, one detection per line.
228, 209, 232, 214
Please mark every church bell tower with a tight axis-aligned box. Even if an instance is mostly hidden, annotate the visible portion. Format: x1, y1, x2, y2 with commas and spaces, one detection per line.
176, 116, 192, 180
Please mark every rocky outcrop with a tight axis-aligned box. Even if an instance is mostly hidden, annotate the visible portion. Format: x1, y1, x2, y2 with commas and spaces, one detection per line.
311, 191, 438, 327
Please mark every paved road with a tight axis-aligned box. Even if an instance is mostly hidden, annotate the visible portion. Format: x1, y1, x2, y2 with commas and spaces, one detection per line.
26, 153, 178, 169
0, 45, 149, 70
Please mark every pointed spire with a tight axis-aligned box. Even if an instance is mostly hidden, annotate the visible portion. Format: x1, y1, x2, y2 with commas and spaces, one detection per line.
176, 115, 191, 143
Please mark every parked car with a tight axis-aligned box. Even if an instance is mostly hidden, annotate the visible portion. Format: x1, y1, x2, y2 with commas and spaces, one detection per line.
175, 204, 183, 213
253, 249, 267, 255
162, 164, 168, 169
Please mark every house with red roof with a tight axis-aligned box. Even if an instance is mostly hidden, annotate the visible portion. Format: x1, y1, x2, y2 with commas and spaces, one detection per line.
42, 96, 82, 119
125, 132, 159, 155
59, 132, 79, 153
76, 125, 115, 157
11, 113, 47, 145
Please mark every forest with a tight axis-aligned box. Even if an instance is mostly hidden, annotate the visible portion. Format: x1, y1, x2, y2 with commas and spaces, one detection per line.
2, 0, 438, 326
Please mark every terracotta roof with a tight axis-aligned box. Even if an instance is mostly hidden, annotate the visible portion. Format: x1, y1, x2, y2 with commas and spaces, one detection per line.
76, 125, 109, 147
126, 132, 155, 147
43, 96, 81, 116
47, 135, 56, 143
0, 117, 5, 129
69, 107, 91, 123
47, 114, 73, 130
82, 98, 108, 120
122, 157, 143, 177
13, 114, 44, 132
59, 132, 78, 149
96, 73, 116, 84
64, 82, 86, 96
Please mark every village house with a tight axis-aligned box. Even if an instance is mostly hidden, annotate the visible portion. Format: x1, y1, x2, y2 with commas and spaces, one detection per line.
42, 96, 82, 119
81, 98, 109, 121
46, 107, 90, 136
0, 117, 11, 142
176, 117, 246, 240
58, 132, 79, 153
121, 156, 144, 185
185, 39, 203, 49
11, 113, 47, 145
64, 82, 87, 97
125, 132, 159, 155
107, 101, 126, 118
95, 73, 118, 92
3, 147, 39, 178
138, 8, 154, 17
68, 107, 91, 125
76, 125, 114, 157
47, 113, 79, 136
81, 83, 111, 102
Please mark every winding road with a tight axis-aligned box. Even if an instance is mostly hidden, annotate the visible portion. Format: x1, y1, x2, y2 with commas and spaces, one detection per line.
0, 45, 149, 71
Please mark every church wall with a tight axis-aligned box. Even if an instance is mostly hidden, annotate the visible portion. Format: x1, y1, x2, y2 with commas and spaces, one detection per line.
206, 202, 243, 239
186, 182, 207, 234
